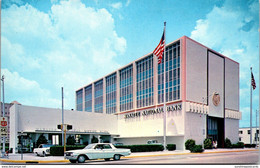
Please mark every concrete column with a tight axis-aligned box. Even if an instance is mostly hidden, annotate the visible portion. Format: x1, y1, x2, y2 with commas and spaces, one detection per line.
153, 55, 158, 105
103, 78, 106, 114
116, 71, 120, 113
9, 104, 19, 154
92, 83, 95, 113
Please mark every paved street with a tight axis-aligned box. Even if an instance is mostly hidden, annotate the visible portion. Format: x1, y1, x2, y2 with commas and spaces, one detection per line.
1, 149, 259, 165
65, 150, 259, 165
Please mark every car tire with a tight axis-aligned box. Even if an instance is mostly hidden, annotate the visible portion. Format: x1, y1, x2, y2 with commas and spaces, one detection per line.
69, 160, 77, 163
36, 152, 39, 156
113, 154, 121, 161
42, 151, 46, 157
77, 155, 86, 163
104, 158, 110, 161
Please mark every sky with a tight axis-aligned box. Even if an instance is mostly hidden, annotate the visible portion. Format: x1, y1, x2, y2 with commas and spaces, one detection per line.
1, 0, 259, 128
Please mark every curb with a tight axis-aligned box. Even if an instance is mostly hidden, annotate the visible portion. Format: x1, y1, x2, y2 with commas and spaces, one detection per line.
0, 149, 258, 163
124, 149, 259, 158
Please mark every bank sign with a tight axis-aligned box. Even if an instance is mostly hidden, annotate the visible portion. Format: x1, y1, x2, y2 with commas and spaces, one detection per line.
124, 104, 182, 119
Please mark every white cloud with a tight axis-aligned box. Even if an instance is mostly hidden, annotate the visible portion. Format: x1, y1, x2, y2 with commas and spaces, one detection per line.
126, 0, 131, 7
2, 0, 127, 109
190, 0, 258, 127
110, 2, 122, 9
1, 69, 60, 108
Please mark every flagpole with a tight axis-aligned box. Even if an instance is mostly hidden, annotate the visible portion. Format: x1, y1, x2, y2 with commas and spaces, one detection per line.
250, 67, 253, 145
163, 22, 167, 150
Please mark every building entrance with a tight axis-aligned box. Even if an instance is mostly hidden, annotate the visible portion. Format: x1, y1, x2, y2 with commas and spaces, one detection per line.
207, 116, 224, 147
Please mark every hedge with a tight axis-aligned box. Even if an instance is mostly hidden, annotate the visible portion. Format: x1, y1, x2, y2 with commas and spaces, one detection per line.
203, 138, 212, 149
190, 145, 204, 153
115, 144, 164, 152
166, 144, 176, 151
244, 144, 256, 148
50, 145, 85, 156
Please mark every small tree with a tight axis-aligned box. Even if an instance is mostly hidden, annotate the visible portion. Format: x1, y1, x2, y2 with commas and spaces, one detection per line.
204, 138, 212, 149
67, 136, 76, 145
185, 139, 195, 150
36, 134, 48, 147
224, 138, 232, 148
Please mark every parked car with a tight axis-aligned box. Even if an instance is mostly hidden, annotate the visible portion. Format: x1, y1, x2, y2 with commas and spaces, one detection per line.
33, 144, 54, 157
65, 143, 131, 163
147, 140, 162, 145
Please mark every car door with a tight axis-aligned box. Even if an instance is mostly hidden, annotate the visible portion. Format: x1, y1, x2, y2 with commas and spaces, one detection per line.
91, 144, 105, 159
102, 144, 115, 158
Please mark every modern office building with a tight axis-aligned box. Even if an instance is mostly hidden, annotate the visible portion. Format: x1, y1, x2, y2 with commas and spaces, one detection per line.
9, 36, 241, 153
76, 36, 241, 148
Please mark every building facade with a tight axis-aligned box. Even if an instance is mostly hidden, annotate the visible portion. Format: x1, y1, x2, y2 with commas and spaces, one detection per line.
76, 36, 241, 149
9, 36, 241, 153
239, 127, 259, 145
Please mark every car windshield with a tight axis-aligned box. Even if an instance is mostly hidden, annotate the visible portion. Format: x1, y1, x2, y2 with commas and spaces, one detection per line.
42, 144, 53, 148
84, 144, 96, 149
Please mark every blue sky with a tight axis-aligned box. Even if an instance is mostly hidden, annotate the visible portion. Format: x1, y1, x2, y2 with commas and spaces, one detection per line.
1, 0, 259, 127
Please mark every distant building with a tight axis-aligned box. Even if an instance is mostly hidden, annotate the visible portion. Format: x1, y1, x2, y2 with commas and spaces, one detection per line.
1, 101, 21, 144
239, 127, 259, 145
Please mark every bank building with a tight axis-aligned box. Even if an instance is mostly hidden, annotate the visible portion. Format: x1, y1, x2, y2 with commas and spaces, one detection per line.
9, 36, 240, 153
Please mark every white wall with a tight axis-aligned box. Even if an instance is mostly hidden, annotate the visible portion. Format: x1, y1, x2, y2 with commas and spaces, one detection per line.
208, 52, 224, 118
184, 112, 206, 145
186, 38, 207, 104
117, 103, 184, 138
225, 118, 239, 143
225, 59, 239, 111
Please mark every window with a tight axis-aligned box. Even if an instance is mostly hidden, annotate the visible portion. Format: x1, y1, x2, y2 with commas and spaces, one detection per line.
257, 130, 259, 134
85, 85, 92, 112
76, 89, 83, 111
239, 130, 243, 134
120, 65, 133, 112
248, 130, 251, 134
106, 73, 117, 114
94, 80, 103, 113
158, 41, 180, 104
136, 55, 154, 108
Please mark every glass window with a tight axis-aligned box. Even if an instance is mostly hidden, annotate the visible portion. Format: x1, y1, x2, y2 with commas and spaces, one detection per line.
120, 65, 133, 112
94, 80, 103, 113
76, 89, 83, 111
158, 41, 180, 104
84, 85, 92, 112
106, 73, 117, 114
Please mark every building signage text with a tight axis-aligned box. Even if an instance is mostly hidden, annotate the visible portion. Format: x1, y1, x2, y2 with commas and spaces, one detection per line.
124, 104, 182, 119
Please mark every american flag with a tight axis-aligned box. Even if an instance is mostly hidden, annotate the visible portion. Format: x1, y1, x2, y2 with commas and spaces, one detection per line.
153, 30, 165, 64
251, 72, 256, 90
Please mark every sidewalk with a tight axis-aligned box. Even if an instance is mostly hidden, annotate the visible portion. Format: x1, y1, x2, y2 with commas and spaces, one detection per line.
0, 148, 258, 163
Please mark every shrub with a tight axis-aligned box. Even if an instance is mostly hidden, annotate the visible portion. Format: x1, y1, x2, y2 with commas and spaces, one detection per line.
166, 144, 176, 151
245, 144, 256, 148
203, 138, 212, 149
235, 142, 244, 148
50, 145, 85, 156
115, 144, 164, 152
185, 139, 195, 150
190, 145, 204, 153
224, 138, 232, 148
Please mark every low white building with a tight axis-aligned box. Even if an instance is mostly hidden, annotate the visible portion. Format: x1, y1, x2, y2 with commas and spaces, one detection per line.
239, 127, 259, 145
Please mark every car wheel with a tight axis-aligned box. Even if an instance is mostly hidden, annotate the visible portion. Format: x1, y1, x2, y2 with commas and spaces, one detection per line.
42, 151, 46, 157
104, 158, 110, 161
77, 155, 86, 163
69, 160, 77, 163
113, 154, 121, 161
36, 152, 40, 156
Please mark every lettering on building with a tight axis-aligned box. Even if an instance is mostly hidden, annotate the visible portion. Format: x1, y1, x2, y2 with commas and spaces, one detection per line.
124, 104, 182, 119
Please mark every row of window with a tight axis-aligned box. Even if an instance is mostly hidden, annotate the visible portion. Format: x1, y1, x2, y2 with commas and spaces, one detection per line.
76, 41, 181, 113
239, 130, 259, 134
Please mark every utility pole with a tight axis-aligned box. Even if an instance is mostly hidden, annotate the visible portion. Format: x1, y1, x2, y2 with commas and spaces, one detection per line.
62, 87, 64, 147
1, 75, 5, 155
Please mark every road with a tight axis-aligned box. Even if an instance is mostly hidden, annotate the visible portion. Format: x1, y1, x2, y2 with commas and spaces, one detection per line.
1, 150, 259, 165
68, 150, 259, 165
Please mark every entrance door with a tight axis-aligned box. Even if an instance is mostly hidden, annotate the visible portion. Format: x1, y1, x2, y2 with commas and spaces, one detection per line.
207, 116, 224, 147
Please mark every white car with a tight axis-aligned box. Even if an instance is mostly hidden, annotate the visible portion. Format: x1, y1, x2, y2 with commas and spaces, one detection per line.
65, 143, 131, 163
33, 144, 53, 157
